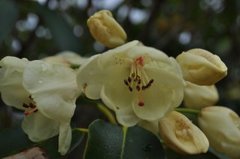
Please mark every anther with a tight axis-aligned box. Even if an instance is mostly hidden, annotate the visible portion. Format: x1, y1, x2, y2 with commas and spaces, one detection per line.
136, 85, 141, 91
146, 79, 154, 88
127, 77, 132, 83
149, 79, 154, 84
124, 79, 129, 86
22, 103, 29, 108
128, 86, 133, 92
131, 73, 135, 78
142, 85, 147, 90
29, 103, 36, 108
138, 79, 141, 84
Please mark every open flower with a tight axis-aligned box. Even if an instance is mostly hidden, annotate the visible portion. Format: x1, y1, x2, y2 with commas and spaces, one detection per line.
176, 48, 227, 85
159, 111, 209, 154
87, 10, 127, 48
198, 106, 240, 159
77, 41, 185, 126
0, 56, 79, 155
183, 81, 219, 109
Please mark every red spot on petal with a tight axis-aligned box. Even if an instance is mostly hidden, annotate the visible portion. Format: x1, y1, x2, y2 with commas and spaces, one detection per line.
138, 101, 144, 107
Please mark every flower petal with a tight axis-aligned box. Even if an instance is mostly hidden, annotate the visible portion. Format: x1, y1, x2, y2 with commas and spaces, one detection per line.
58, 122, 72, 155
22, 112, 59, 142
77, 55, 105, 99
133, 68, 184, 121
101, 81, 139, 126
0, 56, 30, 110
23, 61, 78, 122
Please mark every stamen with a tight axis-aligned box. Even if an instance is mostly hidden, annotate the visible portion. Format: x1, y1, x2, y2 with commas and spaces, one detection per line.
24, 107, 38, 116
123, 56, 154, 94
23, 102, 38, 116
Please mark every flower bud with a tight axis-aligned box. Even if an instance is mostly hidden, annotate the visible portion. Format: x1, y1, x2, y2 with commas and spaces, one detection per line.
198, 106, 240, 159
87, 10, 127, 48
176, 48, 227, 85
159, 111, 209, 154
183, 81, 219, 109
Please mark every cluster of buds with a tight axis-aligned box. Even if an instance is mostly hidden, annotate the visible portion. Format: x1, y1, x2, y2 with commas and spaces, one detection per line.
86, 9, 236, 157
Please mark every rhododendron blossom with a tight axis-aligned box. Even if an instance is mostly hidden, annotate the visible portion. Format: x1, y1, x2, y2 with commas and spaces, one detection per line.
77, 41, 185, 126
0, 56, 79, 155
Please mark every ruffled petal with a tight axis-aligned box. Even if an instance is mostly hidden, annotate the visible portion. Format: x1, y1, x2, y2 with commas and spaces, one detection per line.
115, 111, 140, 127
58, 122, 72, 155
22, 112, 59, 142
77, 55, 105, 99
0, 56, 30, 110
100, 61, 132, 106
23, 61, 78, 122
99, 62, 140, 126
133, 68, 184, 121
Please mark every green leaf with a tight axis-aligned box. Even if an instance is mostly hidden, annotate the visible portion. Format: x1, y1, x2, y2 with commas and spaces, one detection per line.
0, 0, 18, 43
84, 119, 165, 159
0, 125, 84, 158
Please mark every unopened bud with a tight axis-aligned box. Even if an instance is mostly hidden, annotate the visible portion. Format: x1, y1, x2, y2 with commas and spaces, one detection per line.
159, 111, 209, 154
87, 10, 127, 48
184, 82, 219, 109
176, 49, 227, 85
198, 106, 240, 159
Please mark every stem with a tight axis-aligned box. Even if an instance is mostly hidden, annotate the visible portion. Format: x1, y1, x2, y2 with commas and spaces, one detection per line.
175, 108, 200, 115
97, 103, 117, 124
75, 128, 89, 133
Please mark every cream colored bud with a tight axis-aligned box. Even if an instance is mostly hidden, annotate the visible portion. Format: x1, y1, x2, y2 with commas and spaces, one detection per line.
198, 106, 240, 159
176, 48, 227, 85
183, 81, 219, 109
159, 111, 209, 154
87, 10, 127, 48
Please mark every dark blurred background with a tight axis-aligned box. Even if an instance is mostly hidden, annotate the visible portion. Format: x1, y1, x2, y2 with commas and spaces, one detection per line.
0, 0, 240, 158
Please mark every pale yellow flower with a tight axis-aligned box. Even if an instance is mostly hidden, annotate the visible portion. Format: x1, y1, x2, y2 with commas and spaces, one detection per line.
183, 81, 219, 109
159, 111, 209, 154
198, 106, 240, 159
0, 56, 79, 155
176, 48, 227, 85
87, 10, 127, 48
77, 40, 185, 126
